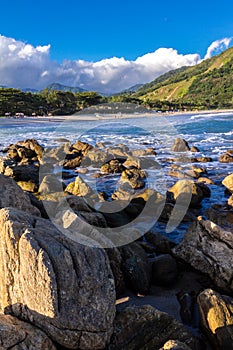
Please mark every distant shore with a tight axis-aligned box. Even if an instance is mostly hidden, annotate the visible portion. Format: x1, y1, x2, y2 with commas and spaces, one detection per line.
1, 108, 233, 123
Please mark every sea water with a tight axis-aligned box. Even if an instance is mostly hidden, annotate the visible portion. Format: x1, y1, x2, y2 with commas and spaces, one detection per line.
0, 112, 232, 242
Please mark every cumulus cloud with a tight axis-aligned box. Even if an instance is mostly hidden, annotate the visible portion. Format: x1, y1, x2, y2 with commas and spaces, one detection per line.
204, 37, 232, 59
0, 35, 232, 93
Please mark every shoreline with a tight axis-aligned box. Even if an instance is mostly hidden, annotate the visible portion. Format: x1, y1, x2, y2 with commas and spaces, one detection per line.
1, 108, 233, 123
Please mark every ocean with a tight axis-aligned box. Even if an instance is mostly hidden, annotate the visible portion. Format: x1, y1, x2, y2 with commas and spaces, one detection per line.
0, 111, 232, 242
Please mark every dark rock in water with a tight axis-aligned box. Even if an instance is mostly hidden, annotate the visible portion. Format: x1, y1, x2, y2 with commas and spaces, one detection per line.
152, 254, 178, 286
0, 174, 40, 216
219, 150, 233, 163
171, 138, 191, 152
0, 314, 57, 349
1, 161, 39, 184
109, 305, 200, 350
176, 290, 197, 327
145, 231, 177, 254
197, 289, 233, 350
0, 207, 115, 349
120, 242, 151, 294
173, 217, 233, 293
190, 146, 200, 153
195, 157, 213, 162
159, 340, 192, 350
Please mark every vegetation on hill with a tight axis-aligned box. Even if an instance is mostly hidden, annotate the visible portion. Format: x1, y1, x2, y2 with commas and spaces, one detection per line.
133, 46, 233, 110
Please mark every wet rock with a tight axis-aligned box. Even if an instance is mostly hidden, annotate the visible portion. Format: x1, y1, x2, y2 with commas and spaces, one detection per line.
168, 180, 210, 207
152, 254, 178, 286
219, 150, 233, 163
120, 167, 146, 189
173, 217, 233, 293
222, 173, 233, 193
106, 247, 126, 297
3, 163, 39, 184
17, 180, 38, 192
228, 195, 233, 207
205, 204, 233, 231
65, 176, 93, 197
0, 207, 115, 349
109, 305, 200, 350
171, 138, 190, 152
0, 174, 40, 216
72, 140, 93, 155
145, 231, 177, 254
83, 148, 108, 166
197, 289, 233, 350
101, 158, 125, 174
190, 146, 200, 153
195, 157, 213, 162
120, 242, 151, 294
197, 177, 214, 185
0, 314, 57, 350
131, 148, 156, 157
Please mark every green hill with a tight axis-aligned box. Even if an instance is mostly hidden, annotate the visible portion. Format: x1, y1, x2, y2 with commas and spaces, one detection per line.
134, 47, 233, 110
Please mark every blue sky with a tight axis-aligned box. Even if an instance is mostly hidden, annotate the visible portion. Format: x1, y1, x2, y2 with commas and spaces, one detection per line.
0, 0, 233, 92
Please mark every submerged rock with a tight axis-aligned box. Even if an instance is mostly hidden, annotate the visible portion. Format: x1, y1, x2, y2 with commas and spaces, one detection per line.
0, 207, 115, 349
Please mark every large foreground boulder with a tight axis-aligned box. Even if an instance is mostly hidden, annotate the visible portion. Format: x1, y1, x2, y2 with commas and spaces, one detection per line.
0, 174, 40, 216
197, 289, 233, 349
0, 207, 115, 349
0, 314, 56, 349
109, 305, 200, 350
173, 217, 233, 293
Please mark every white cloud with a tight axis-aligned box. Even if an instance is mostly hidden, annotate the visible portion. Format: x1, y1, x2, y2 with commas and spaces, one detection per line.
0, 34, 232, 93
204, 37, 232, 59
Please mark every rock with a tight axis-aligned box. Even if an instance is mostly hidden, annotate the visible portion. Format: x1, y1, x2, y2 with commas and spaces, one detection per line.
152, 254, 178, 286
228, 195, 233, 207
197, 289, 233, 350
106, 248, 126, 297
112, 184, 136, 201
131, 148, 156, 157
120, 242, 151, 294
222, 173, 233, 193
63, 153, 83, 169
145, 231, 177, 254
171, 138, 190, 152
191, 146, 200, 153
83, 148, 108, 166
109, 305, 200, 350
101, 159, 125, 174
0, 174, 40, 216
173, 217, 233, 293
0, 314, 56, 349
120, 167, 146, 189
205, 204, 233, 231
0, 314, 57, 349
197, 177, 214, 185
39, 174, 63, 194
168, 180, 210, 207
72, 140, 93, 155
17, 180, 38, 192
219, 150, 233, 163
3, 163, 39, 184
56, 195, 92, 213
196, 157, 213, 162
65, 176, 93, 197
0, 207, 115, 349
159, 340, 192, 350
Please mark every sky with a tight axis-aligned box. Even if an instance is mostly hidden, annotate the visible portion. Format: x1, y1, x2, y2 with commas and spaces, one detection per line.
0, 0, 233, 93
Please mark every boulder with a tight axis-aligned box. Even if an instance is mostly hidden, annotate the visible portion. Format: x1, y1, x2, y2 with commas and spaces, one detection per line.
145, 231, 177, 254
0, 174, 40, 216
131, 148, 156, 157
222, 173, 233, 193
171, 138, 190, 152
228, 195, 233, 207
109, 305, 200, 350
219, 150, 233, 163
65, 176, 93, 197
120, 242, 151, 294
3, 163, 39, 184
173, 217, 233, 293
168, 180, 210, 207
197, 289, 233, 350
152, 254, 178, 286
106, 248, 126, 297
120, 167, 146, 189
205, 204, 233, 231
101, 159, 125, 174
72, 140, 93, 155
17, 180, 38, 192
0, 314, 56, 349
0, 207, 115, 349
38, 174, 63, 194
